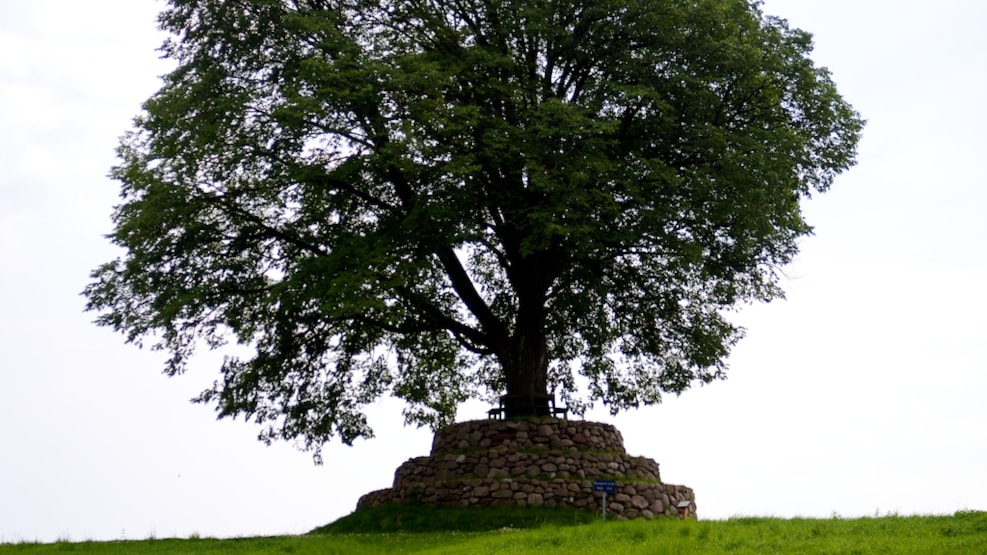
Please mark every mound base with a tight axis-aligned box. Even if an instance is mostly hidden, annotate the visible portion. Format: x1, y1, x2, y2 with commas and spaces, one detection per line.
358, 418, 696, 520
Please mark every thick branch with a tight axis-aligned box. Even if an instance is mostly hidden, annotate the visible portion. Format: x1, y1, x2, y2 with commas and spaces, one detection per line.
434, 247, 509, 343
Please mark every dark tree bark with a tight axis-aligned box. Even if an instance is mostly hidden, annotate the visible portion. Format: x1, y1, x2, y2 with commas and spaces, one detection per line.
501, 313, 551, 417
498, 251, 555, 417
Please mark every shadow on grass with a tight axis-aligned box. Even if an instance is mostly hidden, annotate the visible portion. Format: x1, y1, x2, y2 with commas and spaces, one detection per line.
311, 503, 600, 534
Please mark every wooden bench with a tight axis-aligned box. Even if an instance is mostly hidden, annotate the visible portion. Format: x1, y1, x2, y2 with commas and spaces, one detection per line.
488, 395, 568, 420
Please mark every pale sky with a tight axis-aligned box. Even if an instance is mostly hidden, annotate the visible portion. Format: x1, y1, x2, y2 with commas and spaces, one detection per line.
1, 0, 985, 544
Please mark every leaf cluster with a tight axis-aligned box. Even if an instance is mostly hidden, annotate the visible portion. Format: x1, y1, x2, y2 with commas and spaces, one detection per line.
85, 0, 862, 456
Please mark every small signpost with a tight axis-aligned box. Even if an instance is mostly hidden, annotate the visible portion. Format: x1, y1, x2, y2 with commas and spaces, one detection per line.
593, 480, 617, 520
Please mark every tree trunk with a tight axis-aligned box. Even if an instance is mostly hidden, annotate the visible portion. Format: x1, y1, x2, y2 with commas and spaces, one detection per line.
500, 304, 551, 418
496, 241, 560, 418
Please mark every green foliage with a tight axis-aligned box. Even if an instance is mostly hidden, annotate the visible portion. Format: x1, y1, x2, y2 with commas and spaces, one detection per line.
4, 513, 987, 554
85, 0, 863, 455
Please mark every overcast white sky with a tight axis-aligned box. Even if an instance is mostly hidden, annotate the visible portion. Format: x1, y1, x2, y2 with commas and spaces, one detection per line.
1, 0, 985, 544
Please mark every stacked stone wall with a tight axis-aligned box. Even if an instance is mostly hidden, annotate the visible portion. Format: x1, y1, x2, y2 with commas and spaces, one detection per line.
358, 418, 696, 520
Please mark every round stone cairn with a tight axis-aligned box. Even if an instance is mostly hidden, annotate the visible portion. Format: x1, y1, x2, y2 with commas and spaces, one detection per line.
357, 418, 696, 520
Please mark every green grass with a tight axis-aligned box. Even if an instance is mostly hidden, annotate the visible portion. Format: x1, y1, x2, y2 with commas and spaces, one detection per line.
3, 509, 986, 554
313, 503, 599, 534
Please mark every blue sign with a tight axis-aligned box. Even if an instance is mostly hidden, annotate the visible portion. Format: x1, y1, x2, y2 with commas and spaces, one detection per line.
593, 480, 617, 494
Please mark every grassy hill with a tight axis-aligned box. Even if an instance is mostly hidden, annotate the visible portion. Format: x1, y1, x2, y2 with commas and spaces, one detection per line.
3, 506, 986, 554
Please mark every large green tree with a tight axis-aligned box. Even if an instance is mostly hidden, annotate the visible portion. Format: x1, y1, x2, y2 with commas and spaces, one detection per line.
86, 0, 862, 457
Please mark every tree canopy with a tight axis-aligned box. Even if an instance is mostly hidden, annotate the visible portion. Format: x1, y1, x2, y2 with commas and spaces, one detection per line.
86, 0, 862, 458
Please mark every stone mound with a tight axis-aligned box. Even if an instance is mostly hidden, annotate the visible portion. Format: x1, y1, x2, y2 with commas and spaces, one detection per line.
358, 418, 696, 519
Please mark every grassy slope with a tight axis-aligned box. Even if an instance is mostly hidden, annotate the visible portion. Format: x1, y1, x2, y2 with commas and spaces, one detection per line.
2, 508, 986, 554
